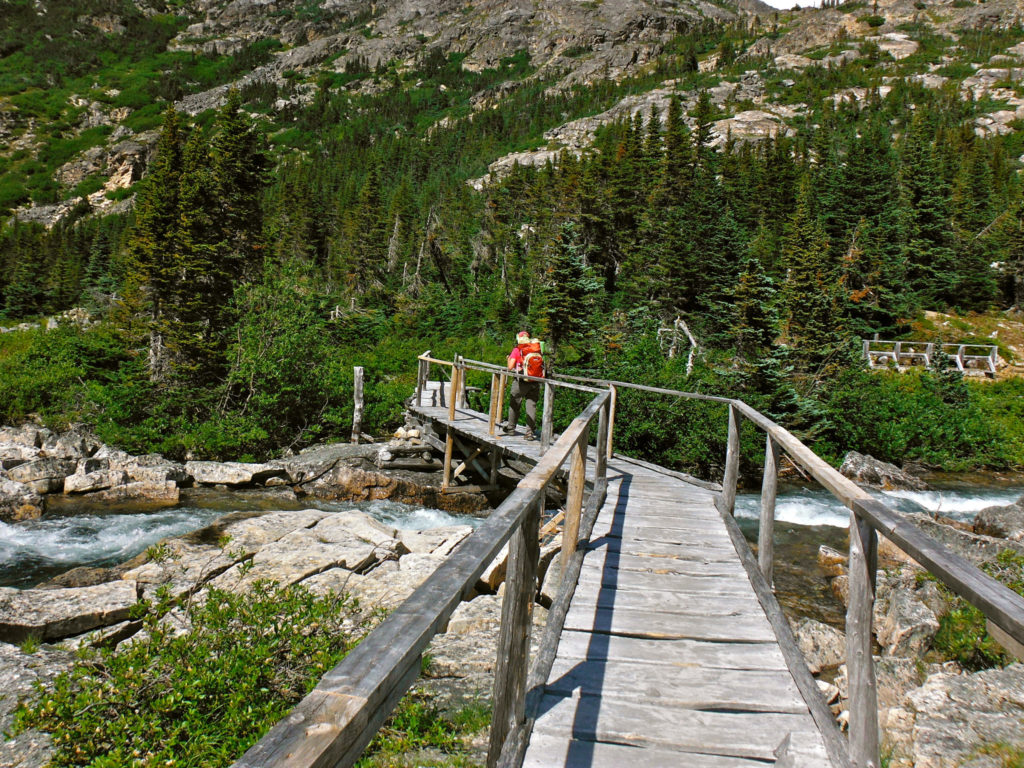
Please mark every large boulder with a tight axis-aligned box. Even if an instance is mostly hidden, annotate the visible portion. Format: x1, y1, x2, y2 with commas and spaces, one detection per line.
6, 458, 77, 494
791, 617, 845, 674
185, 460, 286, 487
840, 451, 928, 491
0, 478, 44, 523
0, 581, 139, 643
0, 426, 45, 448
905, 512, 1024, 567
975, 495, 1024, 541
0, 642, 73, 768
398, 525, 473, 556
85, 480, 180, 505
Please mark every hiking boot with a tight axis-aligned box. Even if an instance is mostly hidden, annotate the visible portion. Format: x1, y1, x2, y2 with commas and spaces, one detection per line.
502, 425, 516, 435
524, 429, 536, 441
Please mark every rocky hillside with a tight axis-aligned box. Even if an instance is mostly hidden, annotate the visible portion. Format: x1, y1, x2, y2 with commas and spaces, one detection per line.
7, 0, 1023, 227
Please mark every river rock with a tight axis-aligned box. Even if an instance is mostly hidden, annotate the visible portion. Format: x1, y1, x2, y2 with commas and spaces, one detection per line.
818, 545, 848, 577
839, 451, 928, 491
302, 461, 488, 514
0, 581, 139, 644
63, 468, 128, 494
886, 663, 1024, 768
0, 478, 44, 523
974, 495, 1024, 541
6, 458, 77, 494
791, 617, 845, 673
85, 480, 180, 505
185, 460, 285, 487
399, 525, 473, 556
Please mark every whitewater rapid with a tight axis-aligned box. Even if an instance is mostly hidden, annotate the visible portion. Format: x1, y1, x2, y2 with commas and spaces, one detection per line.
734, 485, 1024, 528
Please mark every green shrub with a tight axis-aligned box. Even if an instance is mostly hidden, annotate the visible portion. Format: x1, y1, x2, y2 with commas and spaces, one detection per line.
15, 581, 370, 768
864, 14, 886, 27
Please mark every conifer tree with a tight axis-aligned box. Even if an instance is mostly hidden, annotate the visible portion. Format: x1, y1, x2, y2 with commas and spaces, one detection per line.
542, 219, 602, 348
123, 106, 185, 380
782, 177, 844, 368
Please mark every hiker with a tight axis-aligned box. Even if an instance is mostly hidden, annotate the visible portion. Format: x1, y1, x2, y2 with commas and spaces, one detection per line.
504, 331, 544, 440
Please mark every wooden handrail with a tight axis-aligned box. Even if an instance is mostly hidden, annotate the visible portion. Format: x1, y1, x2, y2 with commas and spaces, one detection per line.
233, 386, 611, 768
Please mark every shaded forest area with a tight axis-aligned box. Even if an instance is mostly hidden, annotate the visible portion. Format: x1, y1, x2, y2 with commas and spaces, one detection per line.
2, 18, 1024, 475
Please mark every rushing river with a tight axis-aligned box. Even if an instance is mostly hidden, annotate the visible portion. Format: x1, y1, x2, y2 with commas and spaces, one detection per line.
3, 479, 1021, 615
0, 489, 482, 589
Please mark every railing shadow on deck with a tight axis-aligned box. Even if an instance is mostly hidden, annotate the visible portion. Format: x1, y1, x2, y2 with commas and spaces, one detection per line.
233, 354, 1024, 768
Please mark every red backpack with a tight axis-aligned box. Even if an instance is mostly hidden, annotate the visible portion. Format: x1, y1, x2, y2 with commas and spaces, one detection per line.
518, 339, 544, 378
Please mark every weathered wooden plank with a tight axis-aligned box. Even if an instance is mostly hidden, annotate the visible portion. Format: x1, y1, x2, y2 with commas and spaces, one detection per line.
568, 582, 762, 617
562, 604, 777, 643
531, 693, 824, 761
598, 526, 735, 549
573, 564, 755, 596
543, 658, 808, 713
552, 629, 787, 670
596, 538, 741, 561
608, 452, 722, 492
523, 734, 773, 768
579, 548, 748, 578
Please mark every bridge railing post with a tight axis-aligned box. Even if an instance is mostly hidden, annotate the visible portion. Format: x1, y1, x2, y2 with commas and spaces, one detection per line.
495, 373, 508, 436
540, 381, 554, 454
595, 396, 609, 482
488, 372, 499, 436
847, 509, 880, 768
487, 498, 541, 767
441, 362, 461, 491
605, 384, 616, 459
561, 435, 588, 571
721, 403, 741, 515
758, 434, 779, 588
415, 354, 429, 407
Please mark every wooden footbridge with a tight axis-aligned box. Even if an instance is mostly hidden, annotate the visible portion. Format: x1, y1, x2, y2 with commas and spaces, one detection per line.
235, 354, 1024, 768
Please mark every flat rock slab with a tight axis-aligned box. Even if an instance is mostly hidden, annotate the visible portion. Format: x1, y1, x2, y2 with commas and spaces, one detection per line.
211, 512, 406, 591
185, 460, 285, 486
0, 581, 139, 643
0, 479, 44, 523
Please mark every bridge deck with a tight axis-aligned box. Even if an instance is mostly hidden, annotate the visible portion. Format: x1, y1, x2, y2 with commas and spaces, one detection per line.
409, 400, 834, 767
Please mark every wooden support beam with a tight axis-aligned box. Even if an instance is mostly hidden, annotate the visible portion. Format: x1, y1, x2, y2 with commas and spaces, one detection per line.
560, 437, 587, 571
487, 500, 541, 766
495, 373, 507, 437
489, 446, 500, 487
847, 510, 880, 768
759, 434, 779, 588
441, 365, 461, 491
595, 396, 609, 481
452, 445, 486, 480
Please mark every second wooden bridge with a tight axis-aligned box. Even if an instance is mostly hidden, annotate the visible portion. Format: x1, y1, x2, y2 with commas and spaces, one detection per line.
235, 353, 1024, 768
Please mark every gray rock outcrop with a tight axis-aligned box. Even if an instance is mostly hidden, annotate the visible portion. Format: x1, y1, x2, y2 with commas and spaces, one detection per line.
839, 451, 929, 491
885, 663, 1024, 768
